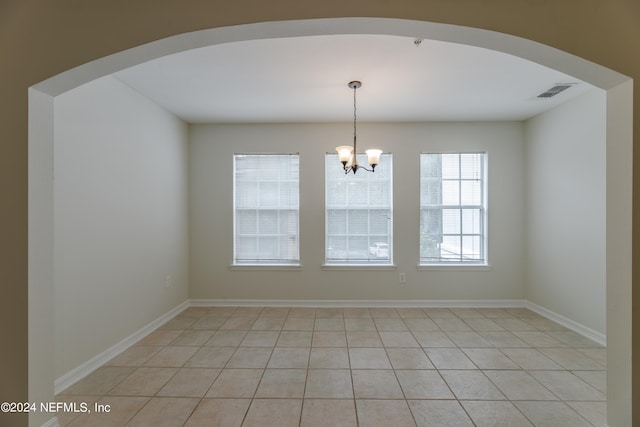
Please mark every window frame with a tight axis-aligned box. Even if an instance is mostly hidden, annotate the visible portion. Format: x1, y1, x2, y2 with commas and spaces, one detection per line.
419, 152, 488, 267
323, 152, 394, 268
232, 153, 301, 267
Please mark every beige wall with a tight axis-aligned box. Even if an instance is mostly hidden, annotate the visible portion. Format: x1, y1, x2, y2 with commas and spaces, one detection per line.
190, 122, 525, 301
525, 89, 607, 335
1, 1, 638, 426
53, 76, 190, 379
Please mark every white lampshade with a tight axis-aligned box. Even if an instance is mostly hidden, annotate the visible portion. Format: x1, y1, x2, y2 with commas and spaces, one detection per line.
365, 149, 383, 166
336, 146, 353, 163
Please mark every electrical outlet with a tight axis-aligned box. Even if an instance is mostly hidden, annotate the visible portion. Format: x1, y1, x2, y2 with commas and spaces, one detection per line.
399, 272, 406, 284
165, 275, 172, 288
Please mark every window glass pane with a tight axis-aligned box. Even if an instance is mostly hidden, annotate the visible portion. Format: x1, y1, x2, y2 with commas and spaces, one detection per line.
369, 240, 390, 260
442, 209, 461, 234
327, 236, 347, 260
462, 236, 481, 259
234, 154, 299, 264
421, 235, 441, 260
236, 210, 257, 234
369, 181, 390, 207
460, 153, 482, 179
461, 181, 481, 205
420, 153, 486, 264
441, 154, 459, 179
462, 209, 481, 234
326, 179, 348, 207
236, 236, 257, 259
260, 162, 279, 180
280, 210, 298, 235
441, 235, 461, 259
235, 181, 257, 209
422, 154, 442, 178
283, 234, 298, 261
259, 182, 279, 207
349, 181, 368, 204
421, 179, 442, 205
325, 153, 392, 264
421, 208, 442, 236
348, 210, 369, 234
370, 210, 390, 234
258, 236, 278, 258
258, 210, 278, 234
348, 236, 369, 255
327, 209, 347, 234
442, 181, 460, 205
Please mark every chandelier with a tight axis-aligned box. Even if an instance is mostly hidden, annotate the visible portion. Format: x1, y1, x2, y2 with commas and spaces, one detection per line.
335, 81, 382, 174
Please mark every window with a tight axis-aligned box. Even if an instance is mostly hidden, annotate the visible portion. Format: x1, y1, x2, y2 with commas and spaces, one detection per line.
233, 154, 299, 265
325, 153, 393, 265
420, 153, 486, 264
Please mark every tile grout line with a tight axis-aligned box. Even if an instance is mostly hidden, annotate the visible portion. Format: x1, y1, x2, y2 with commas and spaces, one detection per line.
57, 306, 606, 426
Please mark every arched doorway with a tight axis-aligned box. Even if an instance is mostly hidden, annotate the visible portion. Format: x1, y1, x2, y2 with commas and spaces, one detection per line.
29, 18, 632, 426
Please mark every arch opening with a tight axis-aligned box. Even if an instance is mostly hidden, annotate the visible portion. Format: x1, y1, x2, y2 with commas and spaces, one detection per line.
28, 17, 633, 426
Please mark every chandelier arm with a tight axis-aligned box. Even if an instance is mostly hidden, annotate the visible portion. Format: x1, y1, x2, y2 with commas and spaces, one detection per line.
343, 164, 374, 174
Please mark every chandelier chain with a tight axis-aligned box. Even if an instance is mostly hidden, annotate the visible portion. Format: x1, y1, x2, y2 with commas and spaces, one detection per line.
353, 83, 357, 154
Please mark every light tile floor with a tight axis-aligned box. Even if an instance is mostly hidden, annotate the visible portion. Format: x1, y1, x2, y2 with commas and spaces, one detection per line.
56, 306, 606, 426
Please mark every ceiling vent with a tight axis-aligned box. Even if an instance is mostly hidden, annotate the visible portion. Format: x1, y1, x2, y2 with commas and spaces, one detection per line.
537, 83, 576, 98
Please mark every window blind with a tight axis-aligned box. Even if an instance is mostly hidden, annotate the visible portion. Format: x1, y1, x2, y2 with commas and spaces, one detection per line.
420, 153, 486, 264
325, 153, 393, 264
233, 154, 299, 265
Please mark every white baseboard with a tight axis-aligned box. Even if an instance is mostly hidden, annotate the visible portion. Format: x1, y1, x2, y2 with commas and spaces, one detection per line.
54, 300, 189, 395
190, 298, 528, 308
526, 301, 606, 346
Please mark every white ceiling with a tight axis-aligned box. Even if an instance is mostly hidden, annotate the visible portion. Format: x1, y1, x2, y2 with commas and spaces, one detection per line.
114, 34, 594, 123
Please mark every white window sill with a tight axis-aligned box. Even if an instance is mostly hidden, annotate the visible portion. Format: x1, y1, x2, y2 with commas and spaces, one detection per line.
229, 264, 302, 271
418, 264, 492, 271
322, 264, 397, 271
